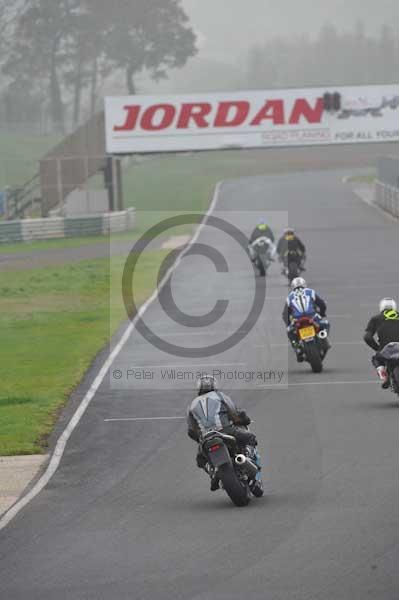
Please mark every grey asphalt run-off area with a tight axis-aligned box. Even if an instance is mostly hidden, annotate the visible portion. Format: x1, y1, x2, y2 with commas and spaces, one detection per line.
1, 148, 399, 599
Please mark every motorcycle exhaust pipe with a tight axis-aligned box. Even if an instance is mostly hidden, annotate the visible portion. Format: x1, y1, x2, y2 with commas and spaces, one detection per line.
235, 454, 259, 479
318, 330, 328, 339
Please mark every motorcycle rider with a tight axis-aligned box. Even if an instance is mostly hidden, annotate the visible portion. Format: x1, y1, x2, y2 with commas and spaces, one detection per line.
187, 375, 263, 496
283, 277, 329, 362
364, 298, 399, 389
277, 228, 306, 271
248, 219, 275, 262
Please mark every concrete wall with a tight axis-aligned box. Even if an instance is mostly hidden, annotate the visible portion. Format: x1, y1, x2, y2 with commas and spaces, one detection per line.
65, 190, 109, 216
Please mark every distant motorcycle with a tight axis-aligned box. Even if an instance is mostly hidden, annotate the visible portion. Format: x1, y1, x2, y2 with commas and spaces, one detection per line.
293, 315, 330, 373
251, 236, 275, 277
200, 429, 262, 507
378, 342, 399, 396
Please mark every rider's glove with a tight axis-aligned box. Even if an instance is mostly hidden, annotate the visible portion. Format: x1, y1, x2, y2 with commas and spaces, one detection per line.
237, 410, 251, 426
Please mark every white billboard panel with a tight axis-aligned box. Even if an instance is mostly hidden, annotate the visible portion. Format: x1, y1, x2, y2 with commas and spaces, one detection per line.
105, 85, 399, 154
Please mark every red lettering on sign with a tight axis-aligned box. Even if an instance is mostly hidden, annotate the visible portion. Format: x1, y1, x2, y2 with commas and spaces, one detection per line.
289, 98, 323, 124
251, 100, 285, 126
214, 101, 250, 127
177, 103, 212, 128
114, 105, 140, 131
113, 96, 325, 135
141, 104, 176, 131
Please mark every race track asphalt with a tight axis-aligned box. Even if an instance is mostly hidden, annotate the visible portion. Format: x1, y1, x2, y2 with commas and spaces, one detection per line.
1, 164, 399, 600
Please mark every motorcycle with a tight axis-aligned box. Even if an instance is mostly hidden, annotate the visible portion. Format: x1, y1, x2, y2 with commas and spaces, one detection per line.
294, 315, 330, 373
282, 250, 305, 283
378, 342, 399, 396
200, 429, 262, 507
251, 236, 275, 277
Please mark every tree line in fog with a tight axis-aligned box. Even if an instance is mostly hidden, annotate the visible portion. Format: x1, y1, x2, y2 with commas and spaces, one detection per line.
245, 21, 399, 89
0, 0, 197, 133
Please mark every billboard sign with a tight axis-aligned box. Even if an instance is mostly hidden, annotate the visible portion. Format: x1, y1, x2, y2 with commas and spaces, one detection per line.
105, 84, 399, 154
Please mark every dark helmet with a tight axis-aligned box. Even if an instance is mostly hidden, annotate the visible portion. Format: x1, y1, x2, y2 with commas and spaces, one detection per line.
196, 374, 217, 395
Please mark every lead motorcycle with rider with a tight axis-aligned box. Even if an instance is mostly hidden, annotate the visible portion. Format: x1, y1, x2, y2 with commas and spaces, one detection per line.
248, 220, 276, 276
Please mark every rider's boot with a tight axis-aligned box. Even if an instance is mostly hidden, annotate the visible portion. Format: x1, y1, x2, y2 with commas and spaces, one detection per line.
210, 473, 220, 491
246, 447, 264, 497
377, 366, 390, 389
291, 339, 304, 362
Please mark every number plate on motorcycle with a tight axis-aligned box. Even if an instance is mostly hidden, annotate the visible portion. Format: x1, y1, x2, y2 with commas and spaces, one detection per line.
299, 326, 315, 339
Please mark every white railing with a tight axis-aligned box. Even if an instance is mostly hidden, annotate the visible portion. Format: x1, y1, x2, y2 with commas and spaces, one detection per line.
375, 181, 399, 218
0, 208, 135, 244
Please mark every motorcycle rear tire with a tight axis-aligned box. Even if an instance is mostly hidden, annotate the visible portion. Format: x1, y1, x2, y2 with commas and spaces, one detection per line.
256, 258, 266, 277
304, 342, 323, 373
219, 464, 250, 507
288, 261, 299, 282
392, 366, 399, 395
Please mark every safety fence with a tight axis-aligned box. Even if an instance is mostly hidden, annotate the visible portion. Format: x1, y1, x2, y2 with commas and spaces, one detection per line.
0, 207, 135, 244
375, 181, 399, 218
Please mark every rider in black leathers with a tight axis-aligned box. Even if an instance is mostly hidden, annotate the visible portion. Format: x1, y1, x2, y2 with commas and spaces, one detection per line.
249, 220, 275, 244
364, 298, 399, 388
248, 220, 275, 263
276, 228, 306, 270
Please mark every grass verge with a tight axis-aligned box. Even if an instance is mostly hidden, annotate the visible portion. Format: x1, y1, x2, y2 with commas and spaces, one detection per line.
0, 251, 167, 455
347, 173, 376, 185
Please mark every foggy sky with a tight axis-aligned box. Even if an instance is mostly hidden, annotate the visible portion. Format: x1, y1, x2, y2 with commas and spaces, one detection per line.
183, 0, 399, 62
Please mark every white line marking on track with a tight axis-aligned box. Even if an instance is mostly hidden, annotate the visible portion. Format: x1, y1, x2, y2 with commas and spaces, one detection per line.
274, 341, 363, 347
0, 182, 224, 531
261, 379, 377, 388
104, 416, 185, 422
255, 341, 364, 348
124, 362, 245, 368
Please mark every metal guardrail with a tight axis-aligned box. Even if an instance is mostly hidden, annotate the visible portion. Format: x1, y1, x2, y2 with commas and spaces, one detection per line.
0, 208, 135, 244
375, 180, 399, 218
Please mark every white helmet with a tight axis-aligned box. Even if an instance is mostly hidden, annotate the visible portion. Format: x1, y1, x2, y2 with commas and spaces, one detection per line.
291, 277, 307, 290
379, 298, 397, 313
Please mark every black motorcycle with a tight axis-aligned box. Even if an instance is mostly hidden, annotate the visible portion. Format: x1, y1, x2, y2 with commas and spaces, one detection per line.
282, 250, 304, 283
200, 430, 262, 507
379, 342, 399, 396
251, 236, 274, 277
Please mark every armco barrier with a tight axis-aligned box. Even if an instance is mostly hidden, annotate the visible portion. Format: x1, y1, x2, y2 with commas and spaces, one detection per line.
0, 208, 135, 244
375, 181, 399, 218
